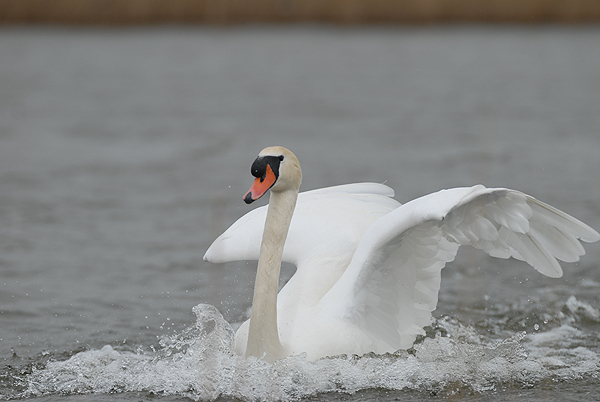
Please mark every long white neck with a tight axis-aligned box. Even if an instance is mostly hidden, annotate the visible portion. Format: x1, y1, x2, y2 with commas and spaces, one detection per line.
245, 188, 297, 362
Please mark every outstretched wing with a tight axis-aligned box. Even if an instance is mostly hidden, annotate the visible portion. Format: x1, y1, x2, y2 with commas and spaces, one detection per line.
203, 183, 400, 266
319, 185, 600, 353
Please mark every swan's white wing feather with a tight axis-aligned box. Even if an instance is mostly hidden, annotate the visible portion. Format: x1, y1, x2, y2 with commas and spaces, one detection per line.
319, 185, 599, 353
203, 183, 399, 266
445, 191, 599, 276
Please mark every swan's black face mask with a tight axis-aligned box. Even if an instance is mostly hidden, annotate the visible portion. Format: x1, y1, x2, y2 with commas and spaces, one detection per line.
243, 155, 283, 204
251, 156, 282, 181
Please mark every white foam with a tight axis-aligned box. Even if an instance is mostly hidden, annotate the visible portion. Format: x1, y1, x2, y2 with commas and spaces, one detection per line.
23, 302, 600, 401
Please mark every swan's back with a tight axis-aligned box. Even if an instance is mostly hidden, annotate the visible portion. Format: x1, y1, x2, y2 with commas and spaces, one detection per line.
204, 182, 400, 268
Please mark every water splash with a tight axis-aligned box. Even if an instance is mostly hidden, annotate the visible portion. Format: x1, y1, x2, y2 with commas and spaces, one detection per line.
20, 300, 600, 401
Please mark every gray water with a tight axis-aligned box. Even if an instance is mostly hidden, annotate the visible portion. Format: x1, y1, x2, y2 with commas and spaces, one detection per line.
1, 25, 600, 401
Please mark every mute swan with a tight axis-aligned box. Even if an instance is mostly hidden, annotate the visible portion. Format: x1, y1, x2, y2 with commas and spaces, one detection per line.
204, 146, 599, 362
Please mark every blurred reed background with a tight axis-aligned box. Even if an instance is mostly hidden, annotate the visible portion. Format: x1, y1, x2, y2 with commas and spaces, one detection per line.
1, 0, 599, 24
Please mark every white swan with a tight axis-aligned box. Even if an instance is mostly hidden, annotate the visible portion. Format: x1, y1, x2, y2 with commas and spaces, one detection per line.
204, 146, 599, 362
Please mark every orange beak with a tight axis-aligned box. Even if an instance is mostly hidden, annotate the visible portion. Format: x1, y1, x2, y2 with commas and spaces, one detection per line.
243, 164, 277, 204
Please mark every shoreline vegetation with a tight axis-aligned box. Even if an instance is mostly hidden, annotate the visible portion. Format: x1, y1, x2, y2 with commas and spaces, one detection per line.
1, 0, 599, 25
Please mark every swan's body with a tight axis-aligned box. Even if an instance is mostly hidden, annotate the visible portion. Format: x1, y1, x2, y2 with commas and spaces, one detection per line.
204, 146, 599, 362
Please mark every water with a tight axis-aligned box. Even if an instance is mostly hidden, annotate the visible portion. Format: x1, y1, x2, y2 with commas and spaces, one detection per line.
1, 25, 600, 401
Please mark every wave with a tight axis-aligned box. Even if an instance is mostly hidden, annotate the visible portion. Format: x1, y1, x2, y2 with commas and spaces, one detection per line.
17, 298, 600, 401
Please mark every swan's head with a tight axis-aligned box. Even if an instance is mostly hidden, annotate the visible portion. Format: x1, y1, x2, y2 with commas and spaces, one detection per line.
243, 146, 302, 204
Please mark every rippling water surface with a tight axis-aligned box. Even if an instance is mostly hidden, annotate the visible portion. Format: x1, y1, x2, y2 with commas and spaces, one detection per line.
1, 26, 600, 401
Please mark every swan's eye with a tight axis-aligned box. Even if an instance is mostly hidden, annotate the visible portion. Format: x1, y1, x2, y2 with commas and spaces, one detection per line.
278, 155, 284, 162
